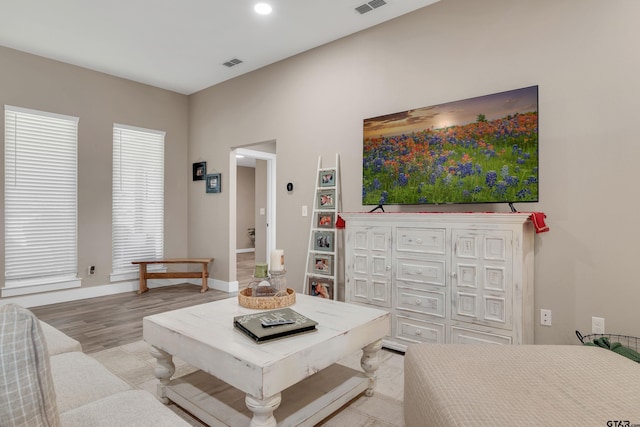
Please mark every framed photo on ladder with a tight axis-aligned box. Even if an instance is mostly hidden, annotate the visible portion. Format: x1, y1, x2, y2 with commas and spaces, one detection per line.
313, 230, 334, 252
308, 277, 334, 299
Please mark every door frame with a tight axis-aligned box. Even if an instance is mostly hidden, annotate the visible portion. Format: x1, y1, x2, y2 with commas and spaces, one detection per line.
229, 147, 276, 289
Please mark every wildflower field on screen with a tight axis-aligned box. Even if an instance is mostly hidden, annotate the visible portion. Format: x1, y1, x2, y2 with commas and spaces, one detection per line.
362, 111, 538, 205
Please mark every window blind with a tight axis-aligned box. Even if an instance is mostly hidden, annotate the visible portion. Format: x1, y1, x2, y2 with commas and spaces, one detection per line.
112, 124, 165, 275
4, 105, 79, 287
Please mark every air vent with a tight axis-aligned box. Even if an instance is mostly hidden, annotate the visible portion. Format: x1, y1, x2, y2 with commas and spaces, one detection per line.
223, 58, 243, 67
355, 0, 387, 14
355, 4, 372, 14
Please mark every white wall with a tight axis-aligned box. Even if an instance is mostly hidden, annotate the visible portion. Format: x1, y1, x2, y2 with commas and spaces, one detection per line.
188, 0, 640, 344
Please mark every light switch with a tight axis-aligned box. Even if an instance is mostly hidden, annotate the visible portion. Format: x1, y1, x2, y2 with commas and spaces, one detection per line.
259, 208, 265, 216
302, 205, 308, 217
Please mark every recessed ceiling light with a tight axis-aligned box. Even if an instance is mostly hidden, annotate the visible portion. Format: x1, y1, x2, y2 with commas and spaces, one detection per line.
254, 3, 272, 15
236, 154, 245, 158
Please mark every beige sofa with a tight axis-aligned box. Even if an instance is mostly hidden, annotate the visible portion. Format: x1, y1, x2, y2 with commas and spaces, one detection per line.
404, 343, 640, 427
0, 303, 191, 427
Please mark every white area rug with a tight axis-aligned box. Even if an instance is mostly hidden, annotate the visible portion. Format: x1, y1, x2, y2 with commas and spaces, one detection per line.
90, 340, 405, 427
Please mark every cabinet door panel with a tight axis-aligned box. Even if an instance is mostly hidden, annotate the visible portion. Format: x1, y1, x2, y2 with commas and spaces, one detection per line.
484, 235, 507, 261
371, 231, 390, 252
346, 226, 392, 308
372, 280, 390, 306
484, 295, 506, 323
451, 230, 513, 331
353, 254, 368, 275
371, 256, 388, 276
454, 291, 477, 319
484, 266, 506, 291
353, 230, 369, 251
352, 277, 369, 303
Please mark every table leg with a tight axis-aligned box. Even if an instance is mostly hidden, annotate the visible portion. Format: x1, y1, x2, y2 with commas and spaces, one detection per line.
245, 393, 281, 427
200, 262, 209, 293
361, 339, 383, 397
137, 264, 149, 294
149, 345, 175, 404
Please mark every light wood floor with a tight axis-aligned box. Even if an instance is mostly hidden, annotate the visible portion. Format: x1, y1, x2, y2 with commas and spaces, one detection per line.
31, 285, 230, 353
236, 251, 255, 290
31, 252, 256, 354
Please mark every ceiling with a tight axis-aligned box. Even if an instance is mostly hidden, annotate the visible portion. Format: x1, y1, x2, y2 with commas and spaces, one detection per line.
0, 0, 439, 96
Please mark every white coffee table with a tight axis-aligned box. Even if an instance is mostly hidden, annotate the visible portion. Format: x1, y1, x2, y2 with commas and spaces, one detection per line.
143, 294, 390, 427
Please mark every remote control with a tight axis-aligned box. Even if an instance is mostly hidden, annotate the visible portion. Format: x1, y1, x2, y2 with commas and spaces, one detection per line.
261, 319, 296, 327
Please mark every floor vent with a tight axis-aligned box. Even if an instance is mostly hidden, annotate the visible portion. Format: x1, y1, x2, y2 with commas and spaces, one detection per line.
355, 0, 387, 14
223, 58, 243, 67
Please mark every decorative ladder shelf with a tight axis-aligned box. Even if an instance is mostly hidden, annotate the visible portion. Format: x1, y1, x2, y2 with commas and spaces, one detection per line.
303, 154, 340, 300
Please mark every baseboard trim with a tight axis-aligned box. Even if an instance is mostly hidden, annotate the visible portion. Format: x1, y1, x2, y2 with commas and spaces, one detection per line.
184, 278, 238, 294
236, 248, 255, 254
1, 278, 236, 308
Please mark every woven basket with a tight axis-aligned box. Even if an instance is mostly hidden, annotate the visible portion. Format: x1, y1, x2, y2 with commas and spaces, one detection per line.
238, 288, 296, 309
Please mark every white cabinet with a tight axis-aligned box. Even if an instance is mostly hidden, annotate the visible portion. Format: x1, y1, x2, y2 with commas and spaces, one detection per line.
342, 213, 535, 351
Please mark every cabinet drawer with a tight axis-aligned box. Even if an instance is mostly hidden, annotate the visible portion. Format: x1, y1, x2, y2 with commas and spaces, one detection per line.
396, 285, 445, 318
395, 314, 445, 344
396, 228, 445, 254
450, 325, 512, 345
396, 257, 445, 286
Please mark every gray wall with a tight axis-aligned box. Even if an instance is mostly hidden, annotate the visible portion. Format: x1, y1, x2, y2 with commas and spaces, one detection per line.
236, 166, 255, 250
187, 0, 640, 344
0, 45, 189, 289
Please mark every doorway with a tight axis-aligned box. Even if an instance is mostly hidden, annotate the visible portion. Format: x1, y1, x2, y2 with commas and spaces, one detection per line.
229, 146, 276, 291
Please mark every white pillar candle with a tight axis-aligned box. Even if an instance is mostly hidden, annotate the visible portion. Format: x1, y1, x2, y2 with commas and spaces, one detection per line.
270, 249, 284, 271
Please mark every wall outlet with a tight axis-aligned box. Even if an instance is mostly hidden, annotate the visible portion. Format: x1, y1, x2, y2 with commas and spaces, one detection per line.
88, 265, 95, 276
540, 309, 552, 326
592, 316, 605, 334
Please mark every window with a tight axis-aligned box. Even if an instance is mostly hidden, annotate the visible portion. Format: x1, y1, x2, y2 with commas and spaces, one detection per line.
111, 124, 165, 280
3, 105, 79, 296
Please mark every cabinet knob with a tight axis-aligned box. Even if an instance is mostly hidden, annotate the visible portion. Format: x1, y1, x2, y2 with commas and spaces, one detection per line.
416, 238, 423, 244
386, 265, 391, 271
451, 272, 457, 278
415, 329, 422, 336
415, 269, 422, 275
415, 299, 422, 306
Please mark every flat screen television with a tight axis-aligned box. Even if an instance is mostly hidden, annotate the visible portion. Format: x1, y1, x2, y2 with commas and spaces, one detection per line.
362, 85, 538, 206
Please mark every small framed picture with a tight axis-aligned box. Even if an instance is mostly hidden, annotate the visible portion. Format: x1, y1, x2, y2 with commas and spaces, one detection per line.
308, 277, 334, 299
314, 230, 334, 252
206, 173, 221, 193
193, 162, 206, 181
313, 254, 333, 275
316, 212, 334, 229
317, 189, 335, 209
319, 169, 335, 187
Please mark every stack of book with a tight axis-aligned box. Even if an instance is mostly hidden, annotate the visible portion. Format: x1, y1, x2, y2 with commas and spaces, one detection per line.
233, 307, 318, 343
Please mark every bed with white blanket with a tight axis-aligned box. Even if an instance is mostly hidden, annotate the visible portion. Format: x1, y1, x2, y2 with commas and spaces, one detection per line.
404, 344, 640, 426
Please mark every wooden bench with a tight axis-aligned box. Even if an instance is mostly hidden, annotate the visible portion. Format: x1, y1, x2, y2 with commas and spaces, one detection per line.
132, 258, 214, 294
